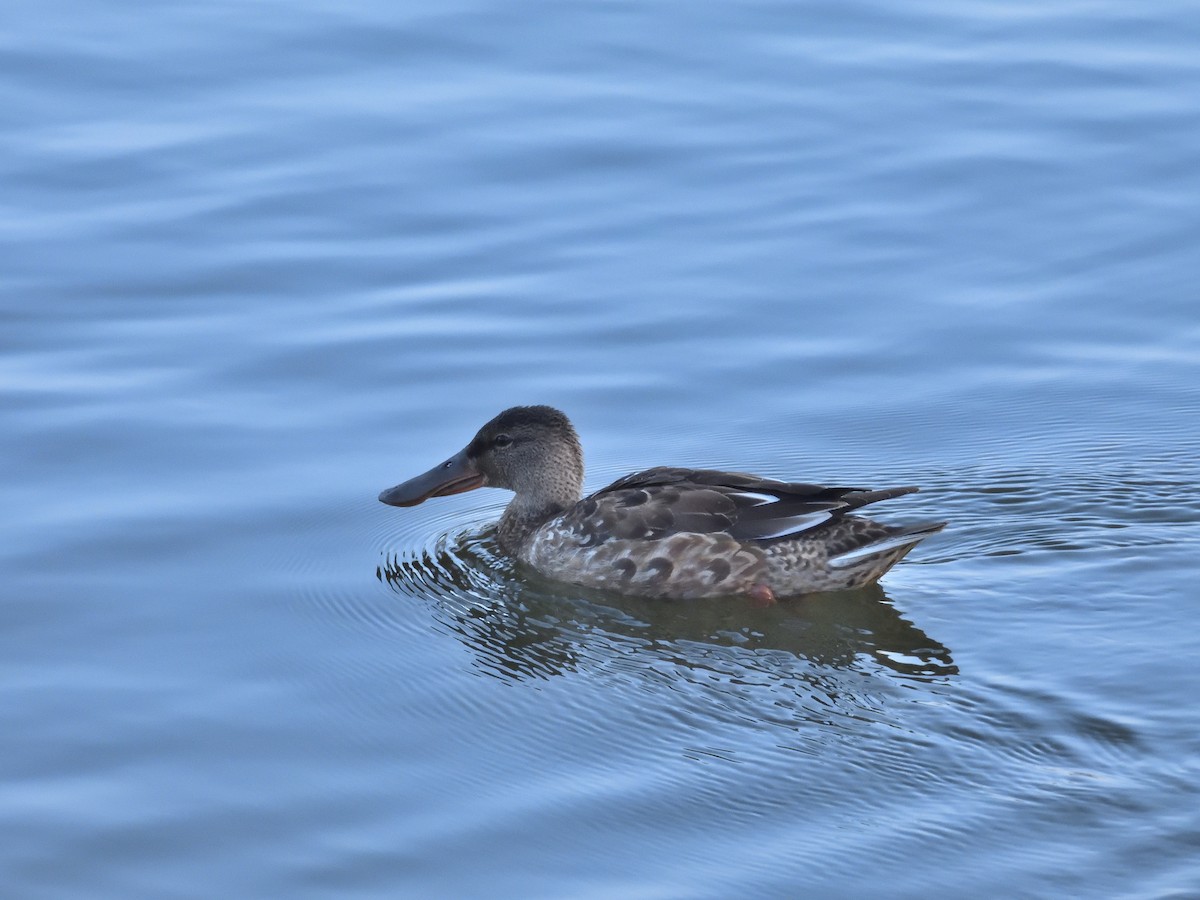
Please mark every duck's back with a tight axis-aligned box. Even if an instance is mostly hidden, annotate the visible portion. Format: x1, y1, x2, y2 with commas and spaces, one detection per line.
521, 467, 945, 599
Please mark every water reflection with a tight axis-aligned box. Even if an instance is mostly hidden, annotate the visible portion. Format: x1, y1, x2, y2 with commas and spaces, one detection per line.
376, 530, 955, 688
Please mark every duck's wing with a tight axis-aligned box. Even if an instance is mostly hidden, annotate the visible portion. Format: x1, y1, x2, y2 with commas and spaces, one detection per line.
571, 466, 920, 544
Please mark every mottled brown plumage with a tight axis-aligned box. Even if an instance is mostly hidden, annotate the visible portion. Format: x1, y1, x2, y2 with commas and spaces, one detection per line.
380, 406, 945, 599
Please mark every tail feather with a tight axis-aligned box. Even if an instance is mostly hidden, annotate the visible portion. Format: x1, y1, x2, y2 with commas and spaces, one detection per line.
841, 486, 920, 511
827, 520, 947, 569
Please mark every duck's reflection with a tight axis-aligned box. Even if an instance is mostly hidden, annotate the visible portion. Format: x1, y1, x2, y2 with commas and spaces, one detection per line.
377, 531, 955, 689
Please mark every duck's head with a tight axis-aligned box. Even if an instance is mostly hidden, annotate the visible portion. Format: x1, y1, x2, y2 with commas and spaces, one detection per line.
378, 405, 584, 509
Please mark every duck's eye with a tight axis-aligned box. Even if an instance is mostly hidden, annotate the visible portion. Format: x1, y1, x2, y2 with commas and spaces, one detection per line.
493, 433, 513, 449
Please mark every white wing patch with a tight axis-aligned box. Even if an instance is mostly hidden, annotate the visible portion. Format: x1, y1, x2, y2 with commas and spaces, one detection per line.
727, 490, 780, 507
736, 510, 834, 541
828, 531, 926, 568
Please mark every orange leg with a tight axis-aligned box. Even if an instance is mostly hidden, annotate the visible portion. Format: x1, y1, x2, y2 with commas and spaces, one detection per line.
747, 582, 776, 607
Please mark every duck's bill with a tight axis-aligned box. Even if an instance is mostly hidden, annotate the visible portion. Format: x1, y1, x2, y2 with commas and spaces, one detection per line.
378, 449, 486, 507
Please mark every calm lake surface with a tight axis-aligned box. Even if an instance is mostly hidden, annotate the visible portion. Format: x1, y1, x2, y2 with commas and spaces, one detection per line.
3, 0, 1199, 896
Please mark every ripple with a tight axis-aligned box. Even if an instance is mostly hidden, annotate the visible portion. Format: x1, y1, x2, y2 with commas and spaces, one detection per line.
914, 451, 1200, 563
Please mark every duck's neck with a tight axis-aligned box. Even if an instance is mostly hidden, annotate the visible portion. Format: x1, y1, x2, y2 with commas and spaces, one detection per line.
497, 490, 578, 554
495, 436, 584, 554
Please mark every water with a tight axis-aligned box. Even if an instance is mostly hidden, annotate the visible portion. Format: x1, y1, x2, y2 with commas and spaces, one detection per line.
3, 0, 1199, 896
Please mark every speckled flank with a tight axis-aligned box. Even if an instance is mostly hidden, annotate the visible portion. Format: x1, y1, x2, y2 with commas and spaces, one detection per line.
526, 526, 768, 599
529, 514, 930, 598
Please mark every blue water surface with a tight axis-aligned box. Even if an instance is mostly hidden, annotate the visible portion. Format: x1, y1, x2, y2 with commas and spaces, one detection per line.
3, 0, 1199, 896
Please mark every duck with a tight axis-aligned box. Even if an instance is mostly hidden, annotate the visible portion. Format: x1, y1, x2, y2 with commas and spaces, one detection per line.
378, 405, 945, 602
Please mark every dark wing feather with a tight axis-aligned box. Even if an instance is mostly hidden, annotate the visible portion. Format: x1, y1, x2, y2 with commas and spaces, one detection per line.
571, 467, 919, 545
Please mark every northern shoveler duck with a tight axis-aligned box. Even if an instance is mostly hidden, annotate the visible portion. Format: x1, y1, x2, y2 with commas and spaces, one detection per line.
379, 406, 945, 601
